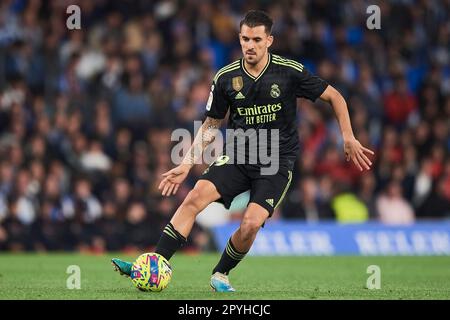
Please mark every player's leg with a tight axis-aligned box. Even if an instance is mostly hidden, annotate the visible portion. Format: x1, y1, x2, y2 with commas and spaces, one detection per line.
210, 203, 269, 292
154, 179, 221, 260
113, 157, 251, 278
230, 203, 270, 251
112, 179, 220, 277
160, 158, 251, 257
210, 166, 293, 291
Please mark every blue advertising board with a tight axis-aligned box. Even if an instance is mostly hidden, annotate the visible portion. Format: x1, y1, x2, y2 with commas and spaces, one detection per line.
211, 221, 450, 255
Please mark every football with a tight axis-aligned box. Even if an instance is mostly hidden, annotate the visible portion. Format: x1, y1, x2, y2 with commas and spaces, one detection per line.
130, 253, 173, 292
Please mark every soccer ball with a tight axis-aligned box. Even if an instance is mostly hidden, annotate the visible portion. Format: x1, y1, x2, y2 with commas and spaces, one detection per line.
130, 253, 172, 292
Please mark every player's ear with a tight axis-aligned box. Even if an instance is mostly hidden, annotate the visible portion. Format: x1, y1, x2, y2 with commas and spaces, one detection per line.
266, 35, 273, 48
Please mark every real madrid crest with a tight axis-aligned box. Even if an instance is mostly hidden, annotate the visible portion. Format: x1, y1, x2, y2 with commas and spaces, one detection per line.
232, 76, 243, 92
270, 83, 280, 98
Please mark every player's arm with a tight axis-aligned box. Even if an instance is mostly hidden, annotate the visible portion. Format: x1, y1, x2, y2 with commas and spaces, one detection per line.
159, 72, 228, 196
158, 116, 222, 196
182, 116, 223, 167
319, 85, 374, 171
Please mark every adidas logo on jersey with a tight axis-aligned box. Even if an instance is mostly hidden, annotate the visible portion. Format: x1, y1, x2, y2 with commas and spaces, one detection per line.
235, 92, 246, 99
265, 198, 274, 207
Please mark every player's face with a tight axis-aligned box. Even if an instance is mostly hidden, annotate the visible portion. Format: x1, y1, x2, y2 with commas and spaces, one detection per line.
239, 24, 273, 66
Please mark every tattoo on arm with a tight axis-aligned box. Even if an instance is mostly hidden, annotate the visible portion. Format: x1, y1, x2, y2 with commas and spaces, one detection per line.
182, 117, 222, 166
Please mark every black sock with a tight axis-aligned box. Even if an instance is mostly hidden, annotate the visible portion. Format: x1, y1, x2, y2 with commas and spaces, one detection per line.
212, 238, 246, 275
155, 223, 187, 260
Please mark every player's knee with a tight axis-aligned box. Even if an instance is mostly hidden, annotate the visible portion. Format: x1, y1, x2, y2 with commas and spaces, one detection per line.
239, 218, 261, 241
181, 188, 205, 214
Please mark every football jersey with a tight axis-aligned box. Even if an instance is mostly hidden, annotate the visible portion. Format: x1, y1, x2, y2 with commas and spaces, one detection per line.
205, 53, 328, 170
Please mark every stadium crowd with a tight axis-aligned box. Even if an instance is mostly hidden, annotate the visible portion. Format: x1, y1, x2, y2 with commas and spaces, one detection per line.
0, 0, 449, 252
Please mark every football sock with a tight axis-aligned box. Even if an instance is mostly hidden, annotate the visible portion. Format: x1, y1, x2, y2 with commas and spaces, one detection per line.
212, 237, 247, 275
155, 223, 187, 260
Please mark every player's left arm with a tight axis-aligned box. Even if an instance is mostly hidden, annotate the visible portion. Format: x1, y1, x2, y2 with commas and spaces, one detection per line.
319, 85, 375, 171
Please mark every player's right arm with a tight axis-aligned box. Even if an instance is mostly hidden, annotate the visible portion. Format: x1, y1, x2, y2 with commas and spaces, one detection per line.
159, 76, 229, 196
159, 116, 222, 196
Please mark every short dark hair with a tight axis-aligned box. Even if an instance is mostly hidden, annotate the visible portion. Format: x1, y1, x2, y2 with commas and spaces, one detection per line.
239, 10, 273, 34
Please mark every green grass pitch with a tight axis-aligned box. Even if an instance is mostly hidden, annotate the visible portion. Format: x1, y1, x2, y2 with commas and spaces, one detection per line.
0, 253, 449, 300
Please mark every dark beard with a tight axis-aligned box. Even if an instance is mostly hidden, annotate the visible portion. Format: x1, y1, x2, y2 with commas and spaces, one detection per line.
244, 56, 259, 66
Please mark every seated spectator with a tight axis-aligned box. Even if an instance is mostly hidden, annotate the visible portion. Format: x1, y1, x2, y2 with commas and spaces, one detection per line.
3, 195, 32, 251
331, 183, 369, 223
113, 72, 152, 128
123, 202, 155, 252
30, 200, 67, 251
376, 181, 415, 225
357, 173, 377, 219
80, 139, 112, 172
62, 177, 102, 223
93, 200, 125, 252
314, 145, 355, 185
383, 76, 417, 128
282, 175, 334, 221
416, 177, 450, 219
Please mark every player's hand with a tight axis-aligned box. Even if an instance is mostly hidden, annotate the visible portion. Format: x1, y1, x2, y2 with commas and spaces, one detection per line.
158, 164, 192, 196
343, 137, 375, 171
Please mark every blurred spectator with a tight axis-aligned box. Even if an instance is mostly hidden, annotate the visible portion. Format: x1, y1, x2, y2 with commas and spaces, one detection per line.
62, 178, 102, 223
31, 199, 67, 251
416, 166, 450, 219
93, 200, 125, 252
357, 173, 377, 219
331, 183, 369, 223
0, 0, 448, 252
283, 175, 333, 221
13, 169, 38, 225
412, 158, 434, 209
80, 139, 112, 172
113, 61, 152, 128
123, 202, 156, 252
376, 181, 415, 225
3, 195, 32, 250
314, 145, 355, 185
383, 76, 418, 128
110, 177, 132, 220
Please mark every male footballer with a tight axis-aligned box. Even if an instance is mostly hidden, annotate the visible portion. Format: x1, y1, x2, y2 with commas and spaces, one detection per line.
112, 10, 374, 292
